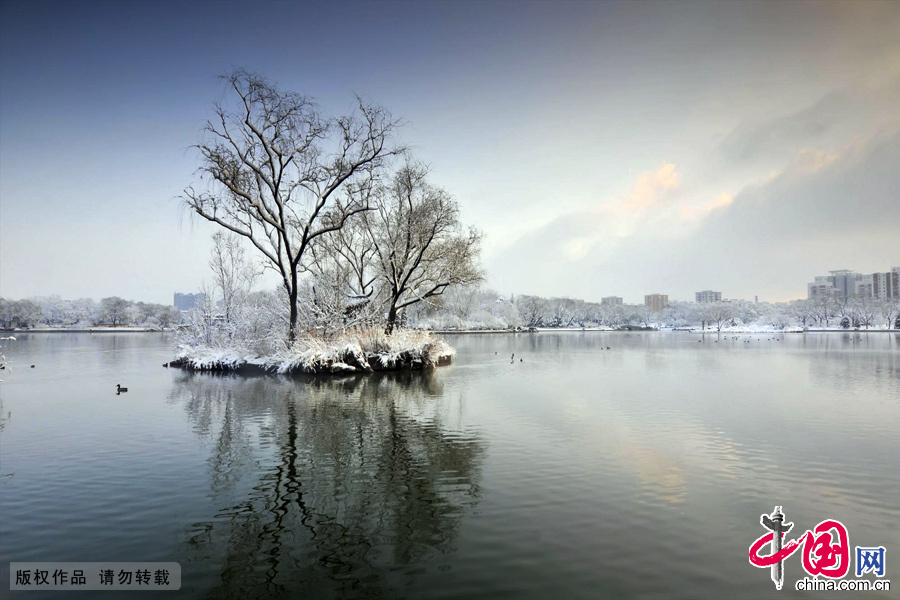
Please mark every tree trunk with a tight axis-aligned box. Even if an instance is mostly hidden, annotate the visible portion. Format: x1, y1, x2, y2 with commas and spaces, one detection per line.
385, 302, 398, 335
288, 270, 299, 343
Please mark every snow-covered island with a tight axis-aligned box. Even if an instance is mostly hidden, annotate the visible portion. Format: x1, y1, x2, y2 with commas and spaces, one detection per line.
164, 72, 482, 378
171, 328, 454, 375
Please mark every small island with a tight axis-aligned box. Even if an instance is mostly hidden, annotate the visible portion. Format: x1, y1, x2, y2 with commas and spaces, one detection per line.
171, 327, 453, 375
172, 71, 480, 375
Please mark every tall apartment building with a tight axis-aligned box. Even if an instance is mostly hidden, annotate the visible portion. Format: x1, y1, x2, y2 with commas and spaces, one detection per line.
808, 276, 838, 298
601, 296, 623, 306
174, 292, 205, 311
854, 274, 875, 298
873, 267, 900, 300
807, 271, 858, 298
644, 293, 668, 312
828, 270, 863, 297
695, 290, 722, 303
807, 267, 899, 299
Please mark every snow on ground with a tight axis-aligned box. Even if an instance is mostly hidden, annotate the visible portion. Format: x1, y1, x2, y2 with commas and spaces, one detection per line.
174, 328, 455, 374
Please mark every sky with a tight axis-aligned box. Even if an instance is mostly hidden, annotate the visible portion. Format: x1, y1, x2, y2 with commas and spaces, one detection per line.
1, 0, 898, 305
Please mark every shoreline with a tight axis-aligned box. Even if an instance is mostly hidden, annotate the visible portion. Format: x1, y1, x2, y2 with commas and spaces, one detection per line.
4, 327, 897, 336
432, 328, 899, 334
0, 328, 170, 333
169, 353, 452, 375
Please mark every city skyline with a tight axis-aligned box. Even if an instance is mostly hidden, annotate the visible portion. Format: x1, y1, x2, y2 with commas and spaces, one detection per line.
3, 262, 899, 308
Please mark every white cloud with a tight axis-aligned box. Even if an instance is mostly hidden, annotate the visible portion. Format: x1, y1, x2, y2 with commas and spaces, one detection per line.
490, 131, 900, 301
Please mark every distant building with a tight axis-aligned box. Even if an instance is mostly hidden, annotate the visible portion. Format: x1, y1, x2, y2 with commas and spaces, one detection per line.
601, 296, 623, 306
644, 293, 668, 312
808, 275, 838, 298
807, 267, 899, 299
873, 267, 900, 300
854, 274, 875, 298
174, 292, 205, 311
828, 270, 863, 297
695, 290, 722, 304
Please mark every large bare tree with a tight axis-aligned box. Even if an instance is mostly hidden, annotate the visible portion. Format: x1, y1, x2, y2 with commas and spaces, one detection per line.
365, 162, 483, 334
184, 70, 401, 341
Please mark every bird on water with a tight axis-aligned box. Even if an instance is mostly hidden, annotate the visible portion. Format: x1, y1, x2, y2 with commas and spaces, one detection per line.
116, 384, 128, 394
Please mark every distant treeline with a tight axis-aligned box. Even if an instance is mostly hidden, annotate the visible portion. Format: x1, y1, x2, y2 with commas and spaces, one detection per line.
0, 296, 181, 329
3, 287, 899, 332
406, 287, 900, 331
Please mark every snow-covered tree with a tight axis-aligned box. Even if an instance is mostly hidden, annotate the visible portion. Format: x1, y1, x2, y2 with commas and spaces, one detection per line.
850, 296, 878, 329
788, 299, 814, 328
516, 295, 547, 328
706, 302, 736, 332
8, 299, 42, 328
183, 70, 402, 342
364, 162, 483, 334
209, 231, 260, 325
100, 297, 132, 326
810, 294, 837, 327
70, 298, 99, 326
881, 299, 900, 329
36, 295, 66, 325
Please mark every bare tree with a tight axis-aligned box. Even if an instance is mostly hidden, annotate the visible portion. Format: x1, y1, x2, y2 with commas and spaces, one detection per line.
634, 306, 652, 327
836, 295, 856, 328
810, 294, 837, 327
185, 283, 219, 346
1, 299, 43, 328
789, 299, 813, 328
881, 299, 900, 329
156, 305, 182, 328
304, 214, 383, 331
705, 301, 735, 332
849, 296, 878, 329
443, 285, 480, 324
547, 297, 581, 328
294, 266, 377, 336
364, 162, 483, 334
183, 70, 402, 341
100, 297, 131, 326
209, 232, 260, 324
516, 295, 547, 328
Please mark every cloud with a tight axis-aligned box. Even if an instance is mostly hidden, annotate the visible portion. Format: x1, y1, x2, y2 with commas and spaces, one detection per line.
560, 164, 681, 260
718, 79, 900, 166
489, 132, 900, 301
621, 163, 680, 211
677, 192, 733, 219
516, 161, 737, 264
488, 73, 900, 301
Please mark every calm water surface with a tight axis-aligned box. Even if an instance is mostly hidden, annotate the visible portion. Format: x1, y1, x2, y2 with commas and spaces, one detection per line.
1, 332, 898, 599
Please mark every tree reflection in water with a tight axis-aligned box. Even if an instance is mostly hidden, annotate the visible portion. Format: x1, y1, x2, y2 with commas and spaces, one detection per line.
169, 370, 486, 599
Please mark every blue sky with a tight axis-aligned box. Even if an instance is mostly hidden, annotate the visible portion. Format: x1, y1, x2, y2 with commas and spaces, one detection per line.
1, 0, 898, 304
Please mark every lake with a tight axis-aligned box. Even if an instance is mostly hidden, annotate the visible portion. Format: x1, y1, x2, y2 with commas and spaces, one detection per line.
1, 332, 898, 598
